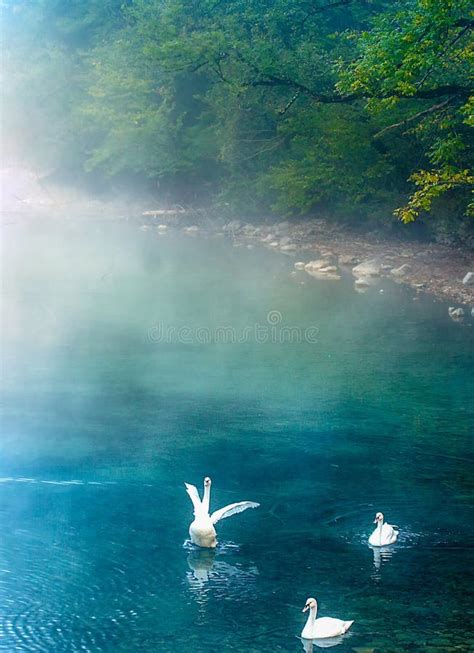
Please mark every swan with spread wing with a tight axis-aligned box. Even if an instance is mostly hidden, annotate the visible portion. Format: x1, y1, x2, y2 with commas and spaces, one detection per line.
185, 477, 259, 548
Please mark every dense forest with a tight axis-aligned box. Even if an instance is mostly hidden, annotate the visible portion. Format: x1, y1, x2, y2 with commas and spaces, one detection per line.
2, 1, 473, 240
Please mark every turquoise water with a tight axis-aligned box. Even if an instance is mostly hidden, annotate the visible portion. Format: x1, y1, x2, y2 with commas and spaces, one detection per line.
1, 220, 473, 652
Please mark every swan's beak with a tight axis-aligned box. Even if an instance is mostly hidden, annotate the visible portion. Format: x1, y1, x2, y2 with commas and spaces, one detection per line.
302, 605, 309, 613
373, 518, 378, 523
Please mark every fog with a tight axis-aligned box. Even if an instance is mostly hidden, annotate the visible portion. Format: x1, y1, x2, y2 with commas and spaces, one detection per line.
1, 2, 473, 651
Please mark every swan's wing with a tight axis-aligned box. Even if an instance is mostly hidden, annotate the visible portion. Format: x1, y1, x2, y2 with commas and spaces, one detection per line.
382, 523, 398, 543
185, 482, 202, 515
211, 501, 259, 524
383, 523, 397, 537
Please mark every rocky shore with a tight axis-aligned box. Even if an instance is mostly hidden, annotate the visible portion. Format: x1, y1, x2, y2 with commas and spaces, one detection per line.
2, 164, 472, 312
143, 215, 474, 314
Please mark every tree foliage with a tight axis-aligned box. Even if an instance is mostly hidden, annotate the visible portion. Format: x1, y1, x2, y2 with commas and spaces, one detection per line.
2, 0, 472, 227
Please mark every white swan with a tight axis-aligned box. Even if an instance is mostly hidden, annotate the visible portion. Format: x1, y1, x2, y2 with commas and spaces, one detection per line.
368, 512, 398, 547
184, 476, 259, 548
301, 597, 354, 640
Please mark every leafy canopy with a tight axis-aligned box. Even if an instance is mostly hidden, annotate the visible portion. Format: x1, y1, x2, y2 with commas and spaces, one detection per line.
2, 0, 472, 225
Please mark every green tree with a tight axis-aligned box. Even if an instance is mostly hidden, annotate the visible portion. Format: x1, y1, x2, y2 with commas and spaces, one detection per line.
2, 0, 472, 232
338, 0, 473, 221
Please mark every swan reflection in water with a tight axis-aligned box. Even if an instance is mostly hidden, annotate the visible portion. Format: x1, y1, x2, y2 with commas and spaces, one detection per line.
186, 547, 259, 602
369, 543, 395, 578
301, 635, 346, 650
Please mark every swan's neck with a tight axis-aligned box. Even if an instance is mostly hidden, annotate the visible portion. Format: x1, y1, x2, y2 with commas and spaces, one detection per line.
304, 606, 317, 634
203, 484, 211, 515
377, 520, 383, 543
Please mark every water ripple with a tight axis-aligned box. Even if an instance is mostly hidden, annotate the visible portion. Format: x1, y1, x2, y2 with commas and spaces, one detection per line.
0, 521, 155, 652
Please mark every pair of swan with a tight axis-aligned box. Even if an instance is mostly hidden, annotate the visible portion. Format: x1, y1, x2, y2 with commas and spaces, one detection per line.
301, 512, 397, 640
184, 478, 397, 641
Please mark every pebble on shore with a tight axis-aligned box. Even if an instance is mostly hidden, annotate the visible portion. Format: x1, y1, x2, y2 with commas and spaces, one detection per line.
352, 259, 382, 277
304, 259, 331, 271
391, 264, 412, 277
448, 307, 465, 319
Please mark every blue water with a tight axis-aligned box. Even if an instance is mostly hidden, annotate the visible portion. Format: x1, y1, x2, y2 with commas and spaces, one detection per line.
1, 220, 473, 652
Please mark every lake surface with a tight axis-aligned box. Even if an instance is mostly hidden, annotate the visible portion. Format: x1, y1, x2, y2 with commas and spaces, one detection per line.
1, 219, 473, 652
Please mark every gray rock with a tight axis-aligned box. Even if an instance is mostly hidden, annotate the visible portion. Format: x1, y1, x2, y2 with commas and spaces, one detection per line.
294, 262, 306, 270
391, 264, 412, 277
223, 220, 241, 232
338, 254, 359, 266
184, 225, 199, 234
304, 259, 331, 271
352, 259, 381, 277
381, 264, 393, 272
462, 272, 474, 285
354, 277, 371, 288
306, 270, 341, 281
279, 236, 293, 246
448, 307, 465, 319
157, 224, 168, 231
305, 262, 340, 280
319, 265, 338, 273
268, 241, 280, 247
354, 278, 371, 293
280, 244, 297, 252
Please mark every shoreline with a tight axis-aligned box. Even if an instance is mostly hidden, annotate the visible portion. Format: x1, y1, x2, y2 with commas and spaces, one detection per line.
143, 215, 474, 310
2, 198, 473, 309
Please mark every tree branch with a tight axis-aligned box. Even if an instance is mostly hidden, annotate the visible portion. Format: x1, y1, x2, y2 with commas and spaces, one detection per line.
373, 97, 455, 138
414, 85, 472, 99
293, 0, 362, 29
249, 76, 354, 102
455, 19, 474, 28
415, 24, 472, 90
301, 0, 358, 16
278, 90, 301, 115
313, 0, 357, 12
249, 74, 472, 103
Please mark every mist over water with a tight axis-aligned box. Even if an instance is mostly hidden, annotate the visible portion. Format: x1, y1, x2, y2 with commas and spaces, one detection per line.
1, 219, 473, 652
